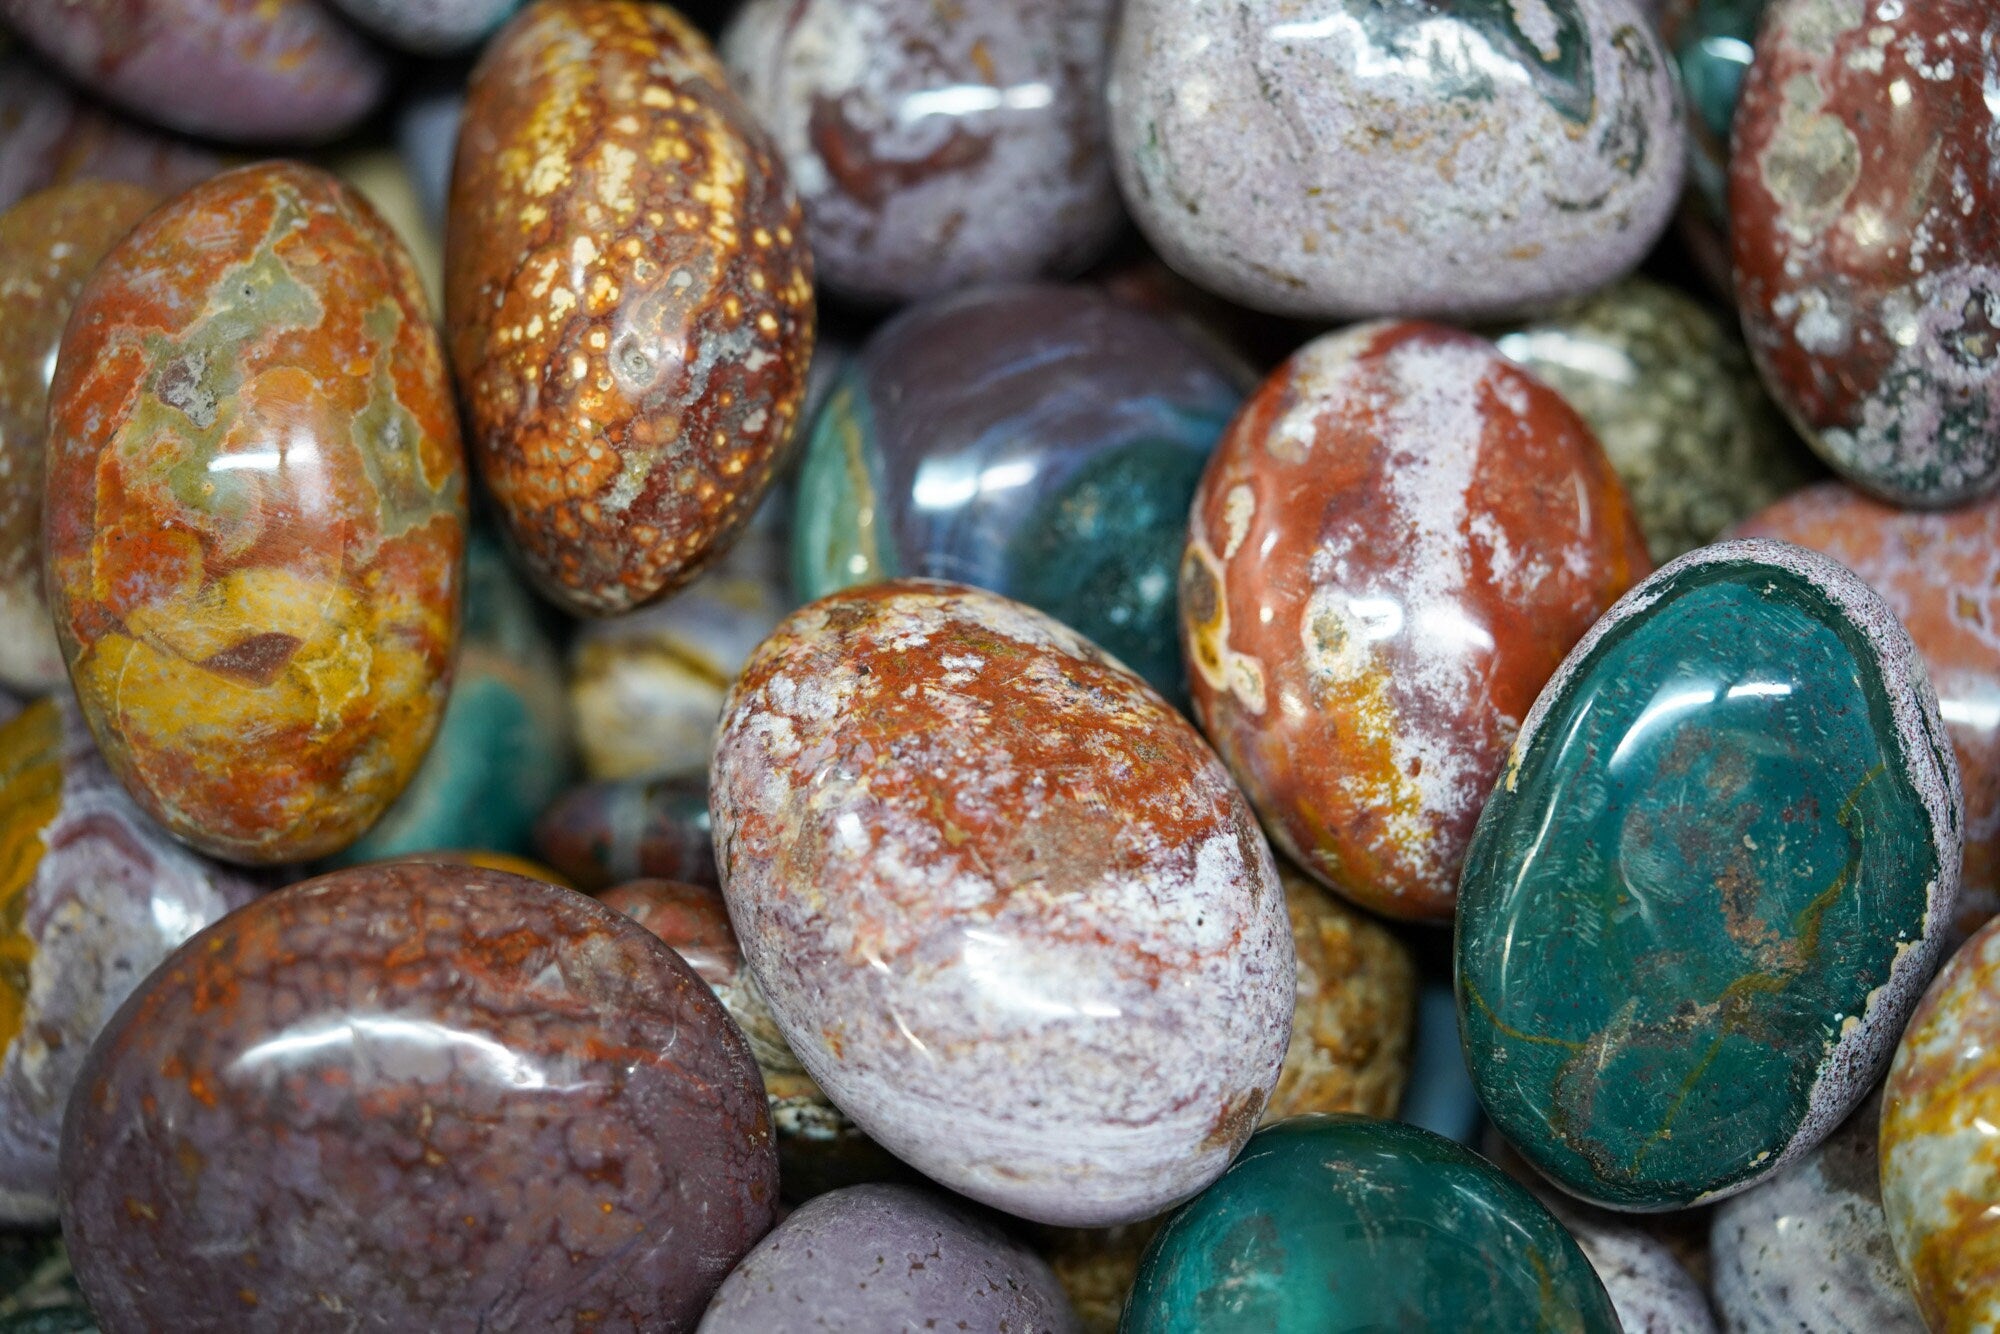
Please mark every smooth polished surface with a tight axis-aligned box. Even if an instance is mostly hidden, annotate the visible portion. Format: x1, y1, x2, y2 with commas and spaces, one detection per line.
326, 0, 523, 53
1732, 0, 2000, 506
1183, 321, 1648, 921
1122, 1116, 1620, 1333
1735, 484, 2000, 941
537, 775, 718, 892
699, 1184, 1080, 1334
44, 162, 466, 866
722, 0, 1121, 304
448, 0, 814, 617
1460, 540, 1960, 1210
1491, 276, 1815, 564
713, 581, 1294, 1226
1882, 917, 2000, 1331
333, 531, 570, 866
0, 697, 255, 1226
1711, 1093, 1923, 1334
0, 182, 158, 693
0, 0, 385, 144
599, 878, 894, 1202
60, 863, 776, 1333
1108, 0, 1684, 320
0, 53, 221, 214
1553, 1206, 1717, 1334
1658, 0, 1766, 290
793, 285, 1242, 705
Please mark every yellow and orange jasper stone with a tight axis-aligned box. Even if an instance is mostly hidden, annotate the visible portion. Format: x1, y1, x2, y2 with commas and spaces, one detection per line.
1882, 917, 2000, 1332
43, 161, 466, 865
447, 0, 815, 616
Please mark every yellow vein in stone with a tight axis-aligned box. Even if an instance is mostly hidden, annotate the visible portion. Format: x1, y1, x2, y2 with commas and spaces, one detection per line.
1461, 980, 1586, 1052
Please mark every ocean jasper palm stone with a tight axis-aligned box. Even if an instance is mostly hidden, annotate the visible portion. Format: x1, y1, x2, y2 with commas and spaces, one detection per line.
711, 581, 1295, 1226
1459, 539, 1961, 1210
1107, 0, 1684, 320
1182, 320, 1649, 921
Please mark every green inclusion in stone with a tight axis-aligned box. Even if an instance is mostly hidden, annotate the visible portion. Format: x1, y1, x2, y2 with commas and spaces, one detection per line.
1456, 558, 1940, 1209
1122, 1116, 1618, 1334
791, 376, 895, 602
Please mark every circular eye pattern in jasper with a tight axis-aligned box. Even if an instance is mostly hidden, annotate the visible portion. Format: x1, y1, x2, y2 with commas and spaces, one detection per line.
59, 863, 776, 1333
1731, 0, 2000, 507
1181, 320, 1650, 922
711, 580, 1295, 1227
42, 161, 466, 866
448, 0, 815, 617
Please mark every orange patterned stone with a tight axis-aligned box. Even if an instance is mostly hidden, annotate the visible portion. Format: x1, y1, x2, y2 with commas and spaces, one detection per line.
448, 0, 815, 616
44, 161, 466, 866
1182, 321, 1651, 921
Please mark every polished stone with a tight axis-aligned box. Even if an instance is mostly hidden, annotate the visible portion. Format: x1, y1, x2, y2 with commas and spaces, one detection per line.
0, 52, 220, 214
1122, 1116, 1620, 1332
1460, 540, 1961, 1210
536, 775, 717, 892
1658, 0, 1767, 291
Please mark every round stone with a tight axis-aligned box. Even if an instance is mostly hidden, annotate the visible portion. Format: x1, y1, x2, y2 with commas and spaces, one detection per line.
1107, 0, 1685, 320
0, 52, 221, 214
59, 862, 776, 1331
535, 774, 718, 892
324, 0, 522, 53
721, 0, 1122, 304
1731, 0, 2000, 506
1657, 0, 1768, 292
712, 580, 1295, 1226
1122, 1115, 1621, 1332
1182, 320, 1649, 921
1459, 539, 1962, 1210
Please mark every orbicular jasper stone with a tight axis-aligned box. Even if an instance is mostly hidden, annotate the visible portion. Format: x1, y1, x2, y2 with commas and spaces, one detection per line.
1122, 1116, 1621, 1332
1459, 539, 1961, 1210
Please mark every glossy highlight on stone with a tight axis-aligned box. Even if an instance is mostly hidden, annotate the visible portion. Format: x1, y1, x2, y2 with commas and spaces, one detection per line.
1459, 539, 1961, 1210
0, 697, 256, 1226
448, 0, 815, 617
537, 774, 718, 892
722, 0, 1122, 304
712, 580, 1295, 1226
700, 1184, 1079, 1334
794, 284, 1243, 704
1731, 0, 2000, 506
1183, 320, 1649, 921
0, 181, 159, 693
1881, 917, 2000, 1331
1108, 0, 1685, 320
0, 0, 387, 145
1658, 0, 1767, 291
1123, 1116, 1621, 1333
44, 161, 466, 866
325, 0, 524, 54
60, 862, 776, 1332
1734, 484, 2000, 941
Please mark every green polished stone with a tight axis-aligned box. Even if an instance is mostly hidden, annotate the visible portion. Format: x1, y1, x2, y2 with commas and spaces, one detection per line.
1663, 0, 1767, 225
1122, 1115, 1619, 1333
1458, 541, 1959, 1210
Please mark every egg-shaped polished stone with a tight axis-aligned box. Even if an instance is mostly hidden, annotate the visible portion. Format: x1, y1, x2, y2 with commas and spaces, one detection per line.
1658, 0, 1767, 293
1123, 1116, 1621, 1332
1881, 918, 2000, 1330
1183, 320, 1650, 922
0, 697, 256, 1226
1490, 276, 1817, 564
44, 161, 467, 866
713, 581, 1295, 1226
794, 285, 1244, 705
0, 0, 387, 145
1711, 1092, 1922, 1334
537, 775, 718, 892
1732, 0, 2000, 506
0, 182, 159, 693
1107, 0, 1684, 321
1459, 539, 1961, 1210
59, 863, 776, 1333
325, 0, 522, 53
1735, 484, 2000, 941
448, 0, 815, 617
699, 1184, 1079, 1334
0, 54, 222, 215
722, 0, 1121, 305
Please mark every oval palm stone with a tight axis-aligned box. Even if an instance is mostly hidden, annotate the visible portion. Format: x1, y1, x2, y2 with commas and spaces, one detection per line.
1458, 539, 1960, 1210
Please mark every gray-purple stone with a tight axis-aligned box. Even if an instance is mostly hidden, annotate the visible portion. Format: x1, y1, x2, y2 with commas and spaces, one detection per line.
698, 1184, 1080, 1334
324, 0, 522, 54
1107, 0, 1685, 320
1559, 1209, 1718, 1334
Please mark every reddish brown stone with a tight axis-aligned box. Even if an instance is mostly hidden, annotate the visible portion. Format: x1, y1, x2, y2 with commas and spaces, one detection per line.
448, 0, 815, 616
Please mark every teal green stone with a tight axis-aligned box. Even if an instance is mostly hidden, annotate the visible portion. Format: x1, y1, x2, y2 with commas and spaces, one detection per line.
333, 531, 570, 865
1458, 544, 1958, 1210
1663, 0, 1767, 223
1122, 1116, 1619, 1333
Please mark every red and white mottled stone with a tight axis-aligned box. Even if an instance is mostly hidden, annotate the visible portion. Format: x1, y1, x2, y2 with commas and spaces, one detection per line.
711, 580, 1295, 1227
